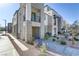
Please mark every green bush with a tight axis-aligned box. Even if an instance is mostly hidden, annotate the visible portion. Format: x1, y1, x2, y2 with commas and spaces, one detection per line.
74, 37, 79, 41
53, 35, 56, 37
75, 33, 79, 36
44, 32, 52, 40
60, 40, 66, 45
57, 37, 59, 39
52, 39, 56, 41
44, 34, 50, 40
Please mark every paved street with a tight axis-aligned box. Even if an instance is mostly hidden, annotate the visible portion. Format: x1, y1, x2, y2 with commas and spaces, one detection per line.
0, 35, 19, 56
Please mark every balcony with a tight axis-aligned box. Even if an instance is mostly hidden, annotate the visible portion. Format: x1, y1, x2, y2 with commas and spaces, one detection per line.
31, 14, 41, 23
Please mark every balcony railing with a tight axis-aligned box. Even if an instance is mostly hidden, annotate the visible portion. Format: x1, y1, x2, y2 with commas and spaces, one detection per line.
31, 16, 41, 22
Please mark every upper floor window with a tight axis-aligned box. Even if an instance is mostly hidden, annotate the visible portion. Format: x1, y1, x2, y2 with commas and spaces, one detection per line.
47, 7, 50, 11
23, 15, 25, 21
31, 12, 36, 21
54, 28, 56, 35
31, 12, 40, 22
53, 15, 56, 25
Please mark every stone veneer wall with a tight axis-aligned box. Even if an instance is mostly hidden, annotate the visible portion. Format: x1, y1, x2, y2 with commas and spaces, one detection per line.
25, 20, 32, 43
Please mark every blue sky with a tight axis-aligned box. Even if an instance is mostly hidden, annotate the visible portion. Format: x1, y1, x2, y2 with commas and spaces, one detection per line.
0, 3, 19, 27
0, 3, 79, 27
48, 3, 79, 24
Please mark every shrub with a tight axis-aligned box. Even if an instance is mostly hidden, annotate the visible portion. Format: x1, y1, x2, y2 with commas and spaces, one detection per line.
57, 37, 59, 39
27, 41, 34, 45
74, 37, 79, 41
58, 31, 62, 34
44, 32, 52, 40
53, 34, 56, 37
52, 39, 56, 41
44, 34, 49, 40
45, 32, 52, 36
60, 40, 66, 45
75, 33, 79, 36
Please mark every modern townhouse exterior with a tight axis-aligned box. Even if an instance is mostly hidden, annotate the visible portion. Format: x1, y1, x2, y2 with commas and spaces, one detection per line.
12, 4, 70, 44
44, 5, 64, 36
12, 3, 45, 43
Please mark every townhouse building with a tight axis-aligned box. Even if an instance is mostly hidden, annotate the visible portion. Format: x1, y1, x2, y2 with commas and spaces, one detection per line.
12, 3, 45, 43
44, 5, 64, 36
12, 3, 70, 44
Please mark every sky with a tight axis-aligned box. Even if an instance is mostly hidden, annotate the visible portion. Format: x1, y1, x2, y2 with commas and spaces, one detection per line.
48, 3, 79, 24
0, 3, 79, 27
0, 3, 19, 27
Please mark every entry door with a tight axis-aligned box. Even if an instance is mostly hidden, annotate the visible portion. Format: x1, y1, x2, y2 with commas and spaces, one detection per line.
32, 27, 40, 38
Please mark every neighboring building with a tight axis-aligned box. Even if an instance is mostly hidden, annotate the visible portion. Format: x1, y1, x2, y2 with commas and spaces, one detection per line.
12, 3, 45, 43
44, 5, 53, 35
12, 10, 19, 38
8, 23, 12, 33
61, 20, 70, 32
44, 5, 64, 36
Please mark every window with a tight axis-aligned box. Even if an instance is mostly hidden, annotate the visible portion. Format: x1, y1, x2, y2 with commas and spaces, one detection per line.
54, 28, 56, 35
23, 14, 25, 21
31, 12, 36, 21
54, 19, 56, 25
47, 7, 50, 11
31, 12, 41, 22
53, 15, 56, 25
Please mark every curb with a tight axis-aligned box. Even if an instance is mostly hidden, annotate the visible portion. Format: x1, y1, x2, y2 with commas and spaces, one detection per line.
46, 50, 62, 56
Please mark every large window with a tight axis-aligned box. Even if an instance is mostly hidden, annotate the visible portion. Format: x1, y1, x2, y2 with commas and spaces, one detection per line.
31, 12, 40, 22
31, 12, 36, 21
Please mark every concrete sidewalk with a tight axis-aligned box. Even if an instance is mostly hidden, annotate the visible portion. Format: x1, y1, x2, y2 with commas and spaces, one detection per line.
6, 33, 61, 56
0, 36, 19, 56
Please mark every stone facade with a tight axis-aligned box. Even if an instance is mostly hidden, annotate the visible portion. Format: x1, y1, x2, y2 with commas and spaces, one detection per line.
12, 3, 45, 43
12, 3, 69, 43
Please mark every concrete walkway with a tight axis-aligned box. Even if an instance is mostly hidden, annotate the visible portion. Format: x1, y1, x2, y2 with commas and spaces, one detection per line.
0, 36, 19, 56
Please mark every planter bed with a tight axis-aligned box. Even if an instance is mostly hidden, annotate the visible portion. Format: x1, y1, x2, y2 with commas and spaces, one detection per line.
43, 40, 79, 56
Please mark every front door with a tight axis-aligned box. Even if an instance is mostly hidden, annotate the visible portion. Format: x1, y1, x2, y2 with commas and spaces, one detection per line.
32, 27, 40, 38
